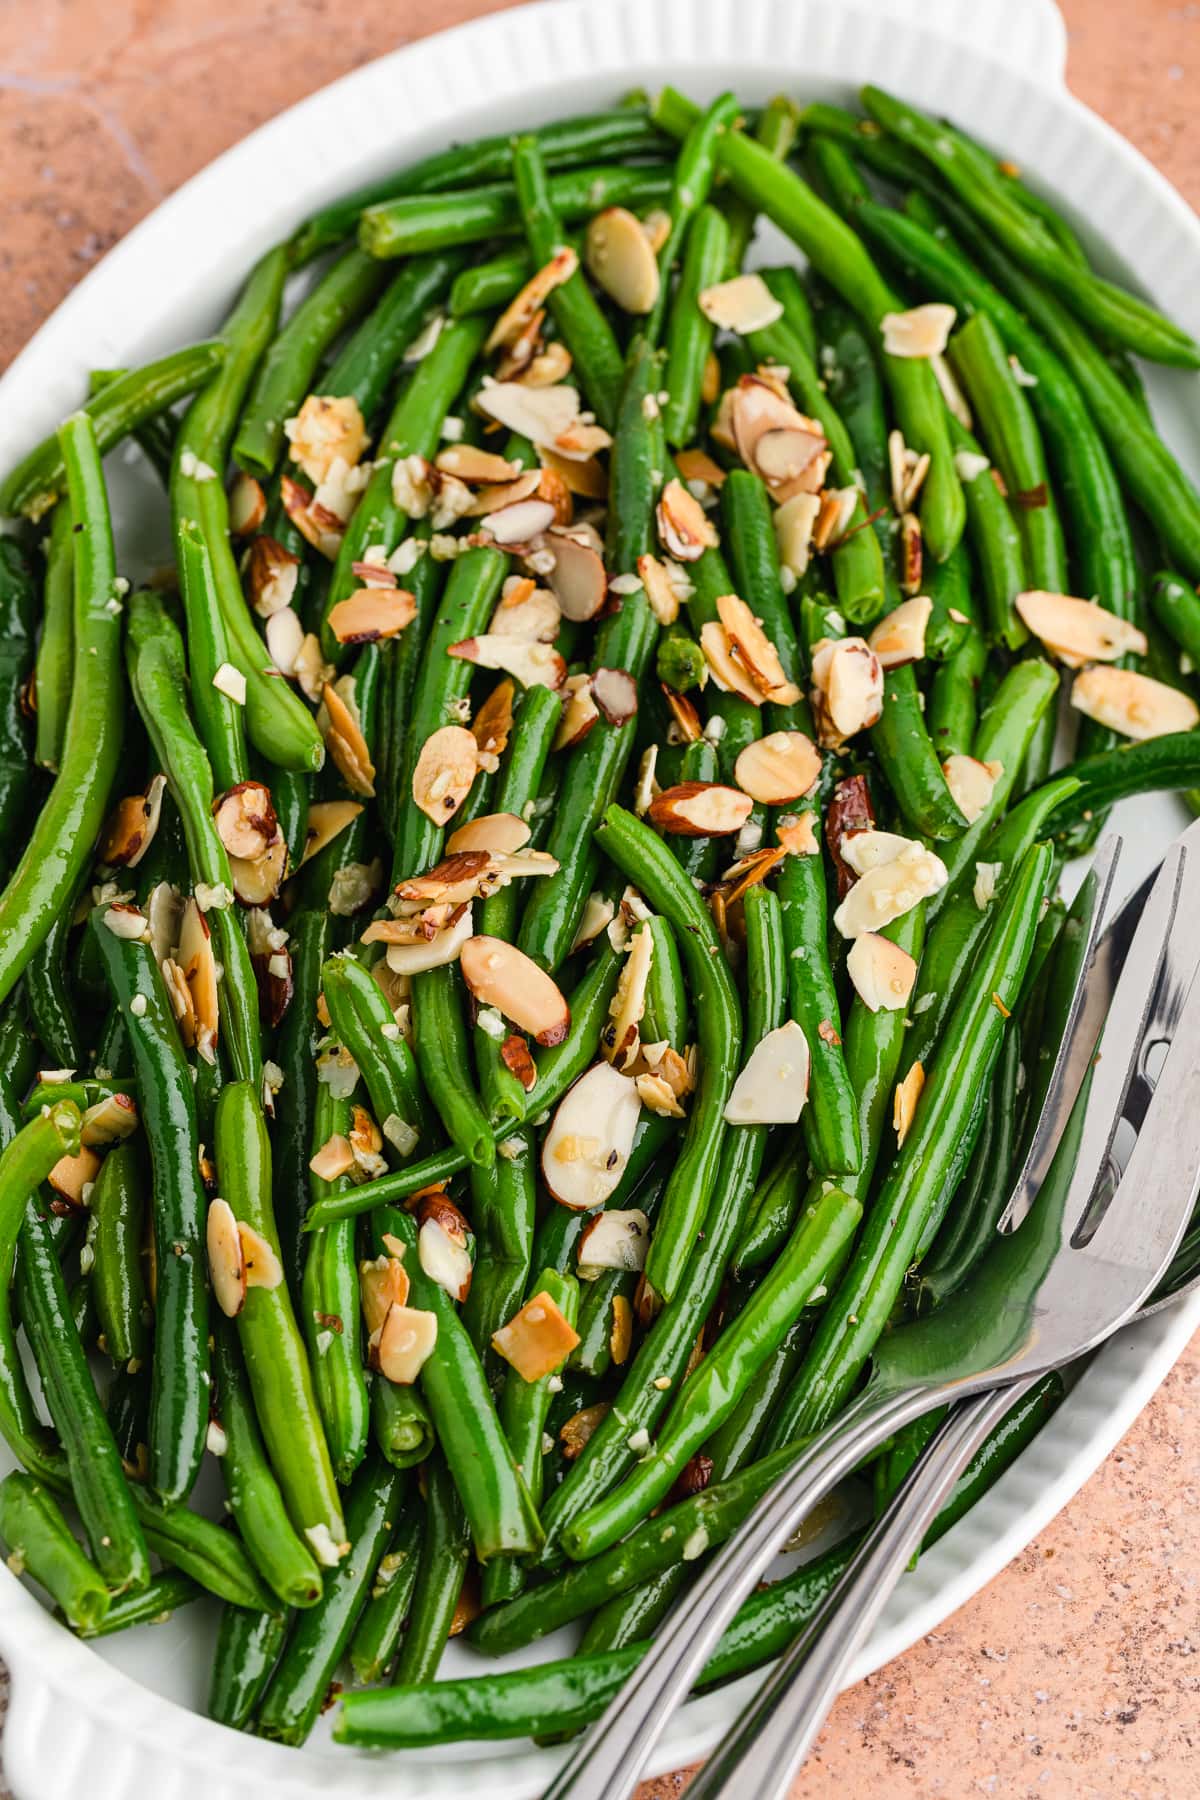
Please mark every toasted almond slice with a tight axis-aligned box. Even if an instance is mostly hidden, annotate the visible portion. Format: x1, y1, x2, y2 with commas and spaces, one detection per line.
868, 596, 933, 669
716, 593, 802, 705
447, 634, 567, 691
1015, 590, 1149, 665
327, 588, 417, 646
494, 305, 546, 381
179, 898, 219, 1059
734, 731, 822, 804
553, 419, 613, 461
943, 754, 1002, 824
47, 1145, 102, 1208
360, 1252, 411, 1340
718, 845, 787, 905
447, 812, 531, 856
774, 492, 820, 581
377, 1303, 438, 1384
322, 679, 376, 798
675, 448, 726, 492
585, 206, 661, 314
541, 527, 608, 621
238, 1220, 284, 1291
281, 475, 343, 560
555, 676, 602, 750
1070, 666, 1199, 740
698, 272, 783, 334
471, 678, 516, 763
465, 469, 543, 517
98, 774, 167, 869
384, 903, 474, 975
284, 394, 367, 484
294, 631, 334, 703
311, 1133, 355, 1183
898, 510, 923, 595
475, 378, 582, 450
492, 1291, 581, 1382
229, 833, 288, 907
656, 478, 719, 562
411, 725, 478, 825
161, 956, 196, 1045
893, 1061, 925, 1145
460, 935, 570, 1046
490, 582, 561, 642
605, 922, 654, 1074
229, 470, 267, 536
809, 637, 884, 747
578, 1209, 651, 1276
592, 667, 638, 727
813, 485, 860, 552
571, 891, 616, 954
880, 304, 956, 359
538, 446, 608, 500
753, 427, 828, 489
723, 1021, 811, 1125
482, 496, 558, 547
649, 781, 753, 837
207, 1197, 245, 1317
265, 605, 304, 675
486, 247, 579, 352
213, 780, 278, 862
81, 1092, 138, 1147
561, 1400, 610, 1459
635, 1071, 687, 1118
847, 933, 919, 1013
839, 829, 917, 876
778, 811, 819, 856
641, 208, 671, 253
435, 445, 521, 486
699, 622, 764, 705
417, 1195, 474, 1303
638, 553, 682, 626
298, 799, 362, 869
542, 1061, 642, 1210
500, 1033, 538, 1091
661, 683, 703, 743
833, 842, 949, 938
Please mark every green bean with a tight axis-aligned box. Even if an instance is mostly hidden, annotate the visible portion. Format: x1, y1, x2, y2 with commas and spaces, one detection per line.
271, 910, 331, 1296
208, 1606, 288, 1730
25, 902, 84, 1067
411, 964, 494, 1168
805, 273, 891, 534
461, 1135, 536, 1365
359, 166, 673, 258
348, 1507, 423, 1684
0, 539, 35, 887
257, 1456, 405, 1745
377, 527, 442, 841
1149, 570, 1200, 667
372, 1368, 436, 1472
869, 664, 968, 838
322, 952, 429, 1152
392, 1452, 470, 1686
645, 92, 740, 344
776, 841, 862, 1177
946, 415, 1027, 651
90, 1140, 149, 1367
1041, 733, 1200, 834
720, 470, 806, 725
302, 1086, 369, 1484
477, 683, 562, 944
177, 519, 249, 792
721, 96, 800, 272
302, 1140, 472, 1229
32, 503, 74, 777
451, 246, 535, 318
0, 1470, 109, 1632
323, 250, 466, 425
663, 205, 729, 447
929, 550, 987, 759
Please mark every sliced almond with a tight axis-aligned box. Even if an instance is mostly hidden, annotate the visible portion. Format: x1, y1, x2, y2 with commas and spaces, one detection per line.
555, 676, 602, 750
492, 1291, 581, 1383
434, 444, 520, 486
813, 485, 861, 553
699, 622, 765, 706
384, 903, 474, 976
942, 754, 1003, 825
101, 903, 149, 942
570, 891, 616, 954
500, 1033, 538, 1092
81, 1092, 138, 1147
734, 731, 822, 804
280, 475, 343, 560
635, 1071, 687, 1118
447, 634, 567, 691
893, 1061, 925, 1146
298, 799, 362, 869
179, 898, 219, 1061
391, 850, 493, 911
207, 1197, 245, 1317
47, 1145, 101, 1208
228, 833, 288, 908
561, 1400, 610, 1459
376, 1303, 438, 1384
471, 679, 515, 765
578, 1209, 650, 1277
310, 1134, 355, 1183
417, 1195, 474, 1303
641, 208, 671, 254
486, 247, 579, 353
1070, 666, 1199, 740
98, 774, 167, 869
542, 1061, 642, 1210
847, 933, 919, 1013
717, 845, 787, 905
541, 527, 608, 622
833, 842, 949, 938
229, 471, 267, 536
778, 812, 819, 857
868, 596, 933, 670
213, 780, 278, 862
265, 605, 304, 676
839, 829, 917, 877
327, 588, 417, 646
238, 1221, 283, 1291
360, 1252, 411, 1340
146, 878, 182, 966
322, 679, 376, 798
637, 553, 682, 627
730, 376, 829, 499
294, 631, 334, 702
284, 394, 367, 484
880, 304, 956, 359
447, 812, 531, 856
411, 725, 478, 825
1015, 590, 1149, 666
592, 667, 638, 727
475, 379, 582, 452
585, 206, 661, 314
490, 581, 561, 643
460, 935, 570, 1046
716, 593, 802, 705
538, 446, 608, 500
723, 1021, 811, 1125
698, 272, 783, 334
661, 683, 703, 742
809, 637, 885, 748
898, 510, 923, 595
774, 492, 821, 580
649, 781, 754, 837
656, 478, 719, 562
605, 923, 653, 1074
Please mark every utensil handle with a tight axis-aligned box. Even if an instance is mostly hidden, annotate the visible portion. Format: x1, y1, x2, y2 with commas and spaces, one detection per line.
685, 1380, 1036, 1800
543, 1380, 940, 1800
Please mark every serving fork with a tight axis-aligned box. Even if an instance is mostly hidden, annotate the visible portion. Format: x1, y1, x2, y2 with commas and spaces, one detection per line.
545, 823, 1200, 1800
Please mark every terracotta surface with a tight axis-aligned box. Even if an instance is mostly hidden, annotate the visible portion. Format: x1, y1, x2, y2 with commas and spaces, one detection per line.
1, 2, 1198, 1795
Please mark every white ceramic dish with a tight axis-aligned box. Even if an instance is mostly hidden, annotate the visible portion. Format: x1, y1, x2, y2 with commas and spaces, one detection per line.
2, 0, 1199, 1794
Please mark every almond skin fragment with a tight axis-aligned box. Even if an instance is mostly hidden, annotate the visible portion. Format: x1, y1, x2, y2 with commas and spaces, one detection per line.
825, 773, 877, 898
493, 1291, 582, 1383
327, 588, 417, 646
460, 935, 570, 1046
868, 596, 933, 669
723, 1021, 811, 1125
1015, 590, 1148, 666
649, 781, 753, 837
734, 731, 822, 805
846, 933, 919, 1013
411, 725, 478, 825
585, 207, 661, 314
656, 478, 719, 562
1070, 666, 1199, 740
541, 1061, 642, 1210
500, 1034, 537, 1091
560, 1401, 610, 1459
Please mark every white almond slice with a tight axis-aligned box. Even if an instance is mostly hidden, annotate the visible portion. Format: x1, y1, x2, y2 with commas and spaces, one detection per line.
636, 552, 680, 625
485, 246, 579, 353
417, 1203, 474, 1304
384, 904, 474, 976
585, 207, 661, 314
475, 378, 582, 450
359, 1253, 411, 1340
592, 667, 639, 726
81, 1092, 139, 1147
213, 780, 278, 863
656, 478, 719, 563
699, 621, 765, 705
868, 596, 933, 669
634, 743, 659, 817
146, 880, 183, 970
774, 492, 821, 580
833, 842, 949, 938
411, 725, 478, 825
540, 527, 608, 621
880, 304, 956, 359
1070, 666, 1199, 740
294, 631, 335, 703
716, 592, 802, 705
753, 427, 827, 488
298, 799, 363, 869
447, 634, 567, 691
893, 1062, 925, 1146
322, 678, 376, 798
847, 933, 919, 1013
648, 781, 754, 837
482, 497, 559, 546
577, 1209, 651, 1277
1015, 590, 1149, 665
238, 1222, 284, 1292
460, 935, 570, 1045
698, 272, 784, 334
542, 1062, 642, 1210
943, 754, 1003, 824
377, 1303, 438, 1384
207, 1198, 246, 1318
723, 1021, 811, 1125
606, 922, 654, 1073
491, 579, 561, 643
734, 731, 822, 805
447, 812, 531, 856
492, 1291, 581, 1382
570, 891, 616, 954
810, 637, 884, 747
839, 829, 919, 877
265, 605, 304, 675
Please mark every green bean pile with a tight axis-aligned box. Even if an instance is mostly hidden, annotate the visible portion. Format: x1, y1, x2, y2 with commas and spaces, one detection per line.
0, 83, 1197, 1751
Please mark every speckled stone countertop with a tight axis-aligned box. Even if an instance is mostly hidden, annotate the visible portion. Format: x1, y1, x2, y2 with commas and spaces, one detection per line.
1, 3, 1198, 1795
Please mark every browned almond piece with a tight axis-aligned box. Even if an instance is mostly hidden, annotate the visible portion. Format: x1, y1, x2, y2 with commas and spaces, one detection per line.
350, 557, 397, 589
674, 448, 727, 491
592, 667, 638, 727
98, 774, 167, 869
637, 552, 682, 626
881, 305, 955, 358
609, 1294, 634, 1365
179, 898, 219, 1060
280, 475, 343, 559
472, 678, 516, 763
311, 1133, 354, 1183
868, 596, 933, 669
447, 635, 567, 691
698, 623, 763, 706
812, 486, 859, 553
213, 780, 278, 862
359, 1252, 411, 1339
635, 1072, 686, 1118
719, 844, 787, 903
475, 379, 582, 450
730, 376, 828, 498
411, 725, 478, 825
460, 935, 570, 1046
734, 731, 822, 804
809, 637, 884, 747
898, 511, 923, 595
490, 583, 561, 643
534, 463, 573, 527
251, 941, 293, 1032
47, 1145, 102, 1208
322, 680, 376, 798
604, 922, 653, 1073
244, 534, 300, 617
1070, 667, 1199, 740
541, 527, 608, 622
538, 447, 607, 500
327, 588, 417, 646
284, 393, 367, 484
649, 781, 754, 837
846, 933, 919, 1013
298, 799, 362, 869
417, 1194, 474, 1302
493, 305, 546, 382
541, 1061, 642, 1210
81, 1092, 138, 1147
824, 772, 876, 897
656, 478, 719, 562
661, 683, 703, 742
447, 812, 531, 856
776, 813, 819, 858
238, 1220, 284, 1291
376, 1303, 438, 1384
585, 207, 660, 314
481, 496, 558, 547
716, 592, 801, 704
500, 1033, 537, 1091
228, 833, 288, 907
698, 272, 783, 333
555, 678, 601, 750
395, 849, 493, 907
380, 905, 475, 976
229, 470, 267, 536
560, 1400, 610, 1459
492, 1290, 581, 1382
207, 1197, 246, 1317
435, 444, 521, 484
753, 427, 827, 487
893, 1061, 925, 1145
942, 754, 1003, 824
466, 467, 542, 517
1015, 590, 1148, 665
485, 246, 579, 352
701, 350, 721, 406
